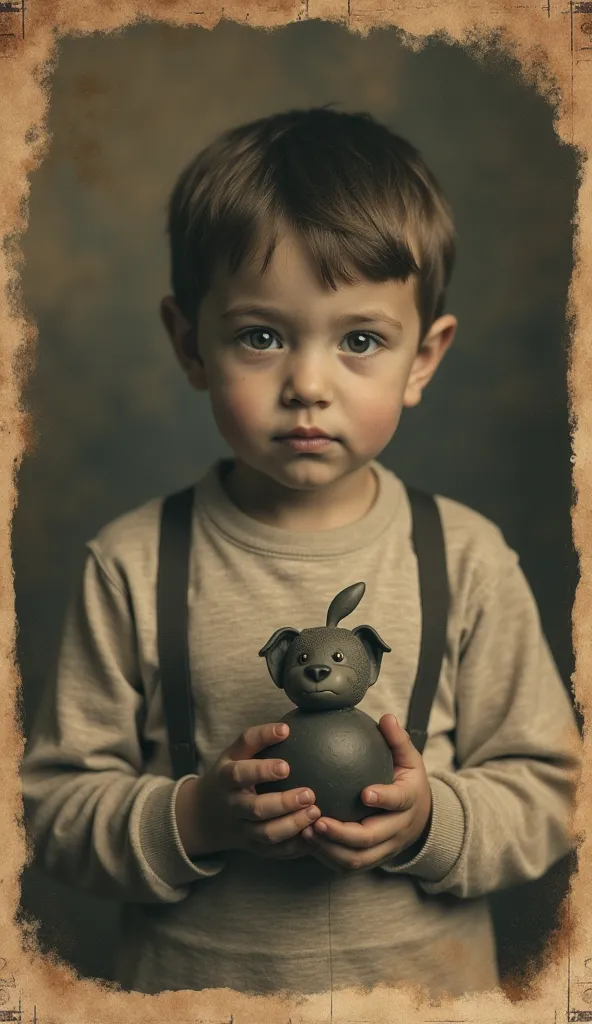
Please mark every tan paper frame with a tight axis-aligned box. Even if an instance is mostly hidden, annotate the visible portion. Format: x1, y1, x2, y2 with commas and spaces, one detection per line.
1, 1, 590, 1022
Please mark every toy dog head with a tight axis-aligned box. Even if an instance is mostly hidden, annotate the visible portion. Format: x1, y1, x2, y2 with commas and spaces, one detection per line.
258, 582, 391, 711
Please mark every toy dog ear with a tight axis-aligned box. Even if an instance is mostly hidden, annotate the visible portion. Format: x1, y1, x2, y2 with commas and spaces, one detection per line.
259, 628, 301, 688
351, 626, 392, 687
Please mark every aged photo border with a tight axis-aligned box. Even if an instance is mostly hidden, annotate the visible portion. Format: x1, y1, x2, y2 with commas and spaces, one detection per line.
0, 0, 590, 1021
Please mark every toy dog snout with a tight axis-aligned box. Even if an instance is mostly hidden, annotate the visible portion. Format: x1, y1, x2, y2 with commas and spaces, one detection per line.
303, 665, 331, 683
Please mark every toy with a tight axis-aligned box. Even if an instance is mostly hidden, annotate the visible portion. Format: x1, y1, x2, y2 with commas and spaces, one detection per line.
256, 582, 394, 821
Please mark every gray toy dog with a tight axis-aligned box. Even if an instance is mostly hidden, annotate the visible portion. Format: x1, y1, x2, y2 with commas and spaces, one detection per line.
256, 582, 394, 821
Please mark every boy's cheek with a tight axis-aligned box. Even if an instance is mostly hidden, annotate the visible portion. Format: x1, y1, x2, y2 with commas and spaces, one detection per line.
209, 387, 267, 445
352, 397, 404, 453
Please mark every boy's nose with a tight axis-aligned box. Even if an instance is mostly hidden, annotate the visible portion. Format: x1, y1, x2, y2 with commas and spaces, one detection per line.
304, 665, 331, 682
281, 356, 333, 407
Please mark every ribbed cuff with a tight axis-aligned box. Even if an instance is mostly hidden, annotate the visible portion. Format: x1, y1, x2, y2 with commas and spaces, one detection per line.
380, 776, 465, 883
137, 775, 226, 890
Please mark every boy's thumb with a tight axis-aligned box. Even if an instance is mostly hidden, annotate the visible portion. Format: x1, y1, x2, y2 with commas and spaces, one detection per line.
379, 714, 421, 769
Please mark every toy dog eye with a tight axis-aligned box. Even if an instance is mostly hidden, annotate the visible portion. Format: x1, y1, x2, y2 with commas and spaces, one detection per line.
332, 651, 344, 662
298, 653, 309, 664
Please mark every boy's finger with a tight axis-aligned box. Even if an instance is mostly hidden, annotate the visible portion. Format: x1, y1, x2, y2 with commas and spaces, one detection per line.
303, 827, 400, 871
265, 836, 310, 860
224, 723, 289, 763
302, 841, 350, 875
311, 809, 410, 848
303, 828, 363, 868
379, 714, 423, 770
232, 787, 316, 821
220, 755, 290, 791
248, 804, 321, 847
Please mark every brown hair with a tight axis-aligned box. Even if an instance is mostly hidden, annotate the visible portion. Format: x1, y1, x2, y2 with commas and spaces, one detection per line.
167, 106, 456, 340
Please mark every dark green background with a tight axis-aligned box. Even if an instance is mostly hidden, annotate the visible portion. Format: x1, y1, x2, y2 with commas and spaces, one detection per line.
15, 19, 578, 989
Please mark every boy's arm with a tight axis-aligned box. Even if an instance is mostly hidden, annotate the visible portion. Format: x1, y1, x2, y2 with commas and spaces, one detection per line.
21, 548, 224, 905
379, 534, 582, 897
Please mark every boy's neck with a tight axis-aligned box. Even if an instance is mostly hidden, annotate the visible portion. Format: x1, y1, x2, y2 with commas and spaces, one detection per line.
221, 461, 379, 532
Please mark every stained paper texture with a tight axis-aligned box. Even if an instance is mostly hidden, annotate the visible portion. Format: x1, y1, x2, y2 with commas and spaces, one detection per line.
1, 2, 590, 1022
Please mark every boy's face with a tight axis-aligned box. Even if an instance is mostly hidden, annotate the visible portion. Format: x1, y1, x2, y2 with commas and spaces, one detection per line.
162, 232, 456, 497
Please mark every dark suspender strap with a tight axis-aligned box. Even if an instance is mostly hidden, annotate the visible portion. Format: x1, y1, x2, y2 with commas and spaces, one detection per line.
157, 485, 198, 780
404, 486, 450, 755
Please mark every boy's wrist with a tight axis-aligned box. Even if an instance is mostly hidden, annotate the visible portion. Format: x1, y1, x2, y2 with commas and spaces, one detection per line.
137, 778, 226, 892
389, 806, 433, 867
380, 777, 465, 881
175, 776, 220, 859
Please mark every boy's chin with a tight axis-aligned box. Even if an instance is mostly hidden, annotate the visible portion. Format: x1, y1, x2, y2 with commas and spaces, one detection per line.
238, 451, 372, 491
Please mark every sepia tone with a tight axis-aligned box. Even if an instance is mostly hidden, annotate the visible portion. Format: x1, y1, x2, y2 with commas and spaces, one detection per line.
0, 2, 590, 1023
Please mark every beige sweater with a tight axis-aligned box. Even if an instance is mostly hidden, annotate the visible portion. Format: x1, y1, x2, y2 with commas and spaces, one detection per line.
21, 458, 581, 997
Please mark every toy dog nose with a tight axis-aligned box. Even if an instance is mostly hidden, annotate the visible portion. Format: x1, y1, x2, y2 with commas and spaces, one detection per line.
304, 665, 331, 683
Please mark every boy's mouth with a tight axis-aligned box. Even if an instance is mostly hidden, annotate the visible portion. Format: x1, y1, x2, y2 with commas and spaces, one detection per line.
274, 427, 339, 452
276, 433, 336, 453
278, 427, 333, 439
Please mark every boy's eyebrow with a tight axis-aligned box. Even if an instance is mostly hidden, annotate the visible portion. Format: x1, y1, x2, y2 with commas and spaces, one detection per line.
220, 305, 404, 331
335, 312, 404, 332
221, 304, 286, 321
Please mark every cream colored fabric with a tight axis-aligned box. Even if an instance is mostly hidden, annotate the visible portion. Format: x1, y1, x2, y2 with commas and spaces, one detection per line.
21, 458, 581, 997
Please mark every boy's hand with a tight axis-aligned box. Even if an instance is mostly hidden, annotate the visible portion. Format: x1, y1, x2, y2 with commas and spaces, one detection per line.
175, 723, 321, 860
302, 715, 432, 873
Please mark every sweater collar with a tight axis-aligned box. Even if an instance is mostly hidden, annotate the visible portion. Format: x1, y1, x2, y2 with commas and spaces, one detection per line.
195, 458, 405, 560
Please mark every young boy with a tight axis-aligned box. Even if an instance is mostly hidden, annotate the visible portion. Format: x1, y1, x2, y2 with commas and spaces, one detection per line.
21, 107, 581, 999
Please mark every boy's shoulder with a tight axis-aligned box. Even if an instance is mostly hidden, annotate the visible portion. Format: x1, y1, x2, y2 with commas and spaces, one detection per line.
379, 461, 514, 576
434, 490, 506, 550
430, 489, 518, 590
86, 491, 167, 583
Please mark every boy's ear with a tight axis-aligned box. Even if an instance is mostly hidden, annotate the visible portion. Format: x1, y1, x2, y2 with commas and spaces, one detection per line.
160, 296, 208, 391
403, 314, 457, 408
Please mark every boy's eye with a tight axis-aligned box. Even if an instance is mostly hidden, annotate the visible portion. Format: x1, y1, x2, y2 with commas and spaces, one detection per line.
237, 328, 382, 356
341, 331, 381, 357
298, 653, 309, 664
332, 651, 344, 662
238, 328, 281, 352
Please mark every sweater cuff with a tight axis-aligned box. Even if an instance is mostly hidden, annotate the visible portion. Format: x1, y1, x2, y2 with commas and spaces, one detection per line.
137, 776, 226, 890
379, 776, 465, 883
